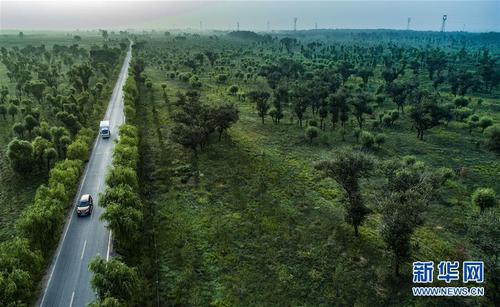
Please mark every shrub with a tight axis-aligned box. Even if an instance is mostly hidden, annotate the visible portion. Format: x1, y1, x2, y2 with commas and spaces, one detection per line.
308, 120, 318, 127
471, 188, 497, 212
216, 74, 228, 83
228, 85, 238, 96
478, 116, 493, 132
484, 124, 500, 153
360, 131, 375, 149
375, 133, 386, 148
305, 126, 320, 144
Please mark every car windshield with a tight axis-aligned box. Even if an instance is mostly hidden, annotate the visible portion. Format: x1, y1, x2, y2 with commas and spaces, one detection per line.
78, 200, 88, 207
102, 129, 108, 133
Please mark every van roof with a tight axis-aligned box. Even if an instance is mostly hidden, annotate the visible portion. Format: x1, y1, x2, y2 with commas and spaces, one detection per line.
80, 194, 90, 201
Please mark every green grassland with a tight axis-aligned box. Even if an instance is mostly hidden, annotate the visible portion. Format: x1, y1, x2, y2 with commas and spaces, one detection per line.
132, 33, 498, 306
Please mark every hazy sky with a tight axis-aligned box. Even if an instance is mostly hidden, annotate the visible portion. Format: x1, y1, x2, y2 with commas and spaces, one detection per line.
1, 1, 499, 32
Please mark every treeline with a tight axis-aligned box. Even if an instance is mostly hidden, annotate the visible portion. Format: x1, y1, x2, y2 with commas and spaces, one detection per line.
89, 75, 145, 306
1, 42, 123, 176
0, 128, 94, 305
0, 42, 126, 306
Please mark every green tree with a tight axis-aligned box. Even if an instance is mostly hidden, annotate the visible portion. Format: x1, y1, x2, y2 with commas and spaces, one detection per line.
32, 136, 51, 169
305, 126, 319, 144
409, 98, 449, 140
478, 116, 493, 132
106, 166, 139, 190
0, 105, 6, 120
211, 103, 239, 141
89, 257, 141, 305
247, 91, 271, 124
25, 80, 46, 103
68, 63, 93, 91
471, 188, 497, 213
67, 140, 89, 161
12, 122, 25, 138
7, 138, 34, 173
24, 114, 39, 135
328, 88, 350, 130
379, 159, 444, 276
484, 124, 500, 153
350, 91, 373, 129
8, 104, 18, 121
44, 147, 57, 170
467, 208, 500, 304
315, 149, 374, 236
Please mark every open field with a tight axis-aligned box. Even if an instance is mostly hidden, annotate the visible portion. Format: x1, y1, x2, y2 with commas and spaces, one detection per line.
123, 32, 499, 306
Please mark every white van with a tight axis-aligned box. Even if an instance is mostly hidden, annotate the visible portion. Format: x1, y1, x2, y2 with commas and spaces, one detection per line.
100, 120, 110, 139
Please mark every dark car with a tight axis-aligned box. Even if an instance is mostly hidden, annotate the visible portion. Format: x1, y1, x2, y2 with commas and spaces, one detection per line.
76, 194, 93, 216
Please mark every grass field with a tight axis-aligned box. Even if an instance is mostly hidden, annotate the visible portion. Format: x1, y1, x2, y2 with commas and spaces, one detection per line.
134, 40, 497, 304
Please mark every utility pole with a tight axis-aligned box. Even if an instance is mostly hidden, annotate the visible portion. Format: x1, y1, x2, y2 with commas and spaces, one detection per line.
406, 17, 411, 30
441, 14, 447, 32
267, 21, 270, 32
200, 21, 202, 32
237, 21, 240, 32
294, 17, 297, 32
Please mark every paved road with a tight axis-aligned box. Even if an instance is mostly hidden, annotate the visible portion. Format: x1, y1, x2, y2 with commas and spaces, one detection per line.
38, 46, 132, 307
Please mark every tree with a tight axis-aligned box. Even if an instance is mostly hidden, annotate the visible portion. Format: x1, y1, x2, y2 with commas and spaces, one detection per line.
467, 208, 500, 304
101, 29, 109, 40
360, 131, 375, 149
8, 104, 18, 121
211, 103, 239, 141
315, 149, 374, 236
170, 95, 213, 153
7, 138, 34, 173
409, 98, 449, 140
0, 105, 6, 120
50, 126, 70, 157
328, 88, 349, 130
337, 61, 355, 84
67, 140, 89, 161
350, 91, 373, 129
106, 166, 139, 190
471, 188, 497, 213
25, 80, 46, 102
24, 114, 39, 135
478, 116, 493, 132
100, 184, 141, 209
289, 85, 310, 128
0, 86, 8, 104
228, 85, 238, 96
44, 147, 58, 170
386, 80, 410, 114
357, 68, 374, 86
68, 63, 93, 91
32, 136, 51, 169
12, 122, 25, 138
484, 124, 500, 153
89, 257, 141, 305
247, 91, 271, 124
379, 159, 445, 276
56, 111, 80, 135
305, 126, 319, 144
